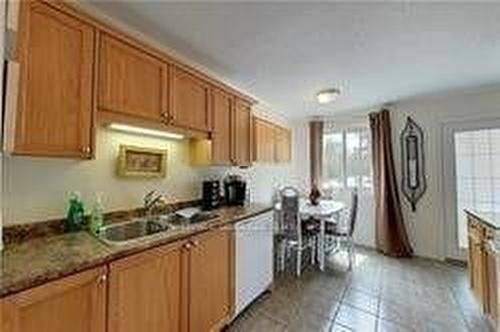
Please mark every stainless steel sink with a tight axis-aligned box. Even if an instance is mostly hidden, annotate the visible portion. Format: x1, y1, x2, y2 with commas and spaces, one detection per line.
97, 211, 219, 245
98, 218, 174, 244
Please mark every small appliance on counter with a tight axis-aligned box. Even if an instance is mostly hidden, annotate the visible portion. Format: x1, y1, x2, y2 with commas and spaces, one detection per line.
202, 179, 221, 210
224, 174, 247, 206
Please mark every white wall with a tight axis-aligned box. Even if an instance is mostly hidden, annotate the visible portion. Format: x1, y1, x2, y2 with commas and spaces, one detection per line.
294, 85, 500, 259
3, 127, 204, 225
388, 86, 500, 259
3, 113, 302, 226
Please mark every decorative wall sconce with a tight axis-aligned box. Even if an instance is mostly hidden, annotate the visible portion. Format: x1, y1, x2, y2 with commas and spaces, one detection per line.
400, 117, 426, 212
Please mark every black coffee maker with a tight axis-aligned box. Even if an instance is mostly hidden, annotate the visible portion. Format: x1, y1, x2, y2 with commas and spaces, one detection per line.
201, 180, 221, 210
223, 175, 246, 206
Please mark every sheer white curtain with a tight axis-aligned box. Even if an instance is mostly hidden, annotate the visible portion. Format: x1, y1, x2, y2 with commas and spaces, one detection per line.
322, 119, 375, 247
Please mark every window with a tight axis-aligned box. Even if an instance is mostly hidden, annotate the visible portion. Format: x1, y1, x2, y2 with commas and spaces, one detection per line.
455, 128, 500, 248
323, 126, 372, 191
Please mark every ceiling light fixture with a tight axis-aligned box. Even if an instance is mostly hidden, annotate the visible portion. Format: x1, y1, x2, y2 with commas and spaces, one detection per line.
316, 88, 341, 104
108, 123, 184, 140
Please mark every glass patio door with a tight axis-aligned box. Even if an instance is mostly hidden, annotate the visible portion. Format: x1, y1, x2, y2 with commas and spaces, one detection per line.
443, 119, 500, 260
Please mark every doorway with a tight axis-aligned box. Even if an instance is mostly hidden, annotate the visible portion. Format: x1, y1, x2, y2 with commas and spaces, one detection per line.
442, 118, 500, 260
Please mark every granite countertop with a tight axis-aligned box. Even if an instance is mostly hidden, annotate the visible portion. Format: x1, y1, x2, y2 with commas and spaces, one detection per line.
465, 210, 500, 230
0, 204, 272, 298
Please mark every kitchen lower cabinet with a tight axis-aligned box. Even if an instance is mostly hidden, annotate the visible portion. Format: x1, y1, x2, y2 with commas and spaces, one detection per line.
0, 228, 237, 332
486, 242, 500, 329
108, 241, 184, 332
188, 229, 233, 332
1, 267, 107, 332
466, 211, 500, 330
468, 219, 487, 309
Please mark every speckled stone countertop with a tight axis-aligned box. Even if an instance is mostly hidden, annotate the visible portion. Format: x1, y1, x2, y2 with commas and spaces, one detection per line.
466, 210, 500, 230
0, 204, 272, 298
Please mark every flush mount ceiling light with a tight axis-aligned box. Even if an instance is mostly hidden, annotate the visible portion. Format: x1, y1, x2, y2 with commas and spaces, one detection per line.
316, 88, 341, 104
108, 123, 184, 140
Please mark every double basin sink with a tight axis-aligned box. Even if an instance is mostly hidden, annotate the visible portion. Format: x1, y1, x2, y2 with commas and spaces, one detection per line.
98, 212, 219, 245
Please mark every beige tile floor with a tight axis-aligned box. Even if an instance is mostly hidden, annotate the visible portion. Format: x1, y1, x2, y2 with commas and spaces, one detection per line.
226, 248, 493, 332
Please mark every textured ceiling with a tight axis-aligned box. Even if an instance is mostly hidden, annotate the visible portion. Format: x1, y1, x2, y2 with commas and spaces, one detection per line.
86, 1, 500, 119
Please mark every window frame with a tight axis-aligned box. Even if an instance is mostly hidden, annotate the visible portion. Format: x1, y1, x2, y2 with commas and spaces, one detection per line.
322, 125, 372, 191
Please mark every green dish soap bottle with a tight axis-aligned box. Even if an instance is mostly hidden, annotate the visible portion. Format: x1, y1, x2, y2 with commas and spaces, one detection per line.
89, 193, 104, 236
65, 192, 85, 233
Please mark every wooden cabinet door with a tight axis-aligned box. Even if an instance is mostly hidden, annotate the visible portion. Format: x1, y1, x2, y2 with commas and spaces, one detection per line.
14, 1, 94, 158
171, 67, 211, 132
189, 229, 233, 332
211, 89, 233, 165
469, 229, 487, 309
232, 99, 252, 166
108, 242, 184, 332
275, 126, 291, 162
486, 244, 499, 325
98, 33, 167, 122
2, 267, 107, 332
253, 118, 275, 162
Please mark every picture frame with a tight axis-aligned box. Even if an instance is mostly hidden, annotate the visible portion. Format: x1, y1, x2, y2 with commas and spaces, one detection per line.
117, 145, 167, 178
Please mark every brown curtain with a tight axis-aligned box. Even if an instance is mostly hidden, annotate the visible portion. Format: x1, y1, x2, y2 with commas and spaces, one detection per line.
309, 121, 324, 188
369, 109, 413, 257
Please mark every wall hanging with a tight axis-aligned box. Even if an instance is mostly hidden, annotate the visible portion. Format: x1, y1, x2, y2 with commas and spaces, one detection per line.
117, 145, 167, 178
400, 117, 426, 211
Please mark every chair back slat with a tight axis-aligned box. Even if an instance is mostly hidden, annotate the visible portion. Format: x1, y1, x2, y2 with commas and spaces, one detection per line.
280, 186, 301, 241
348, 188, 359, 237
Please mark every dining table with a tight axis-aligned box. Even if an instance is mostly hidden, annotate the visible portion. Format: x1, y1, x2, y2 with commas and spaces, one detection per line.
275, 198, 346, 271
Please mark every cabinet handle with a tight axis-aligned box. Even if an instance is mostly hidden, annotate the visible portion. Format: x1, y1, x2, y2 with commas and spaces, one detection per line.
184, 242, 192, 250
97, 274, 107, 284
191, 240, 200, 247
82, 146, 91, 154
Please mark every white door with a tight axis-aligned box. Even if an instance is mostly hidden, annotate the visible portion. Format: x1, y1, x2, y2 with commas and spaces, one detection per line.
442, 118, 500, 260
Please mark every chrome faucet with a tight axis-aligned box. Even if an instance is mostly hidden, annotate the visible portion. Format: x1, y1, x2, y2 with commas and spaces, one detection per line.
143, 190, 165, 216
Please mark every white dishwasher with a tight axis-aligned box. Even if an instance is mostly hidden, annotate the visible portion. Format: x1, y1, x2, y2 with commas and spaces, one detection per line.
234, 211, 274, 317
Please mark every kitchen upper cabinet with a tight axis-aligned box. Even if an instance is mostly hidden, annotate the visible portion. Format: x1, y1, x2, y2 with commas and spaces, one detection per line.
275, 126, 291, 162
253, 117, 291, 163
189, 229, 233, 332
1, 267, 107, 332
170, 67, 211, 132
232, 99, 252, 166
108, 242, 184, 332
13, 1, 94, 158
211, 88, 233, 165
253, 118, 276, 162
190, 92, 253, 167
98, 33, 168, 122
